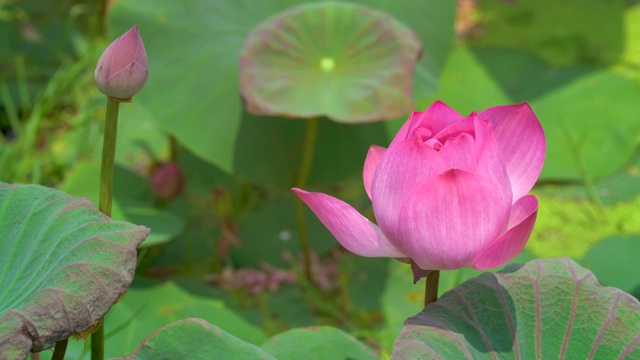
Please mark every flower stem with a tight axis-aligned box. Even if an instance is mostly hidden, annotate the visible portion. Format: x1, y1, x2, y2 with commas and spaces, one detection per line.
295, 118, 319, 282
424, 270, 440, 307
91, 97, 120, 360
51, 339, 68, 360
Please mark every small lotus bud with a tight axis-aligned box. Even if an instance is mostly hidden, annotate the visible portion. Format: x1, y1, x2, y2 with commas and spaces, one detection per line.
150, 162, 185, 201
95, 25, 148, 101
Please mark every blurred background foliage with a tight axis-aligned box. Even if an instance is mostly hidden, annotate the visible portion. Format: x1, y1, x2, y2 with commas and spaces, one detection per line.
1, 0, 639, 358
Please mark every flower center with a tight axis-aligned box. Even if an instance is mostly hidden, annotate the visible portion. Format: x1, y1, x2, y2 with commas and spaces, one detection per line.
425, 138, 443, 151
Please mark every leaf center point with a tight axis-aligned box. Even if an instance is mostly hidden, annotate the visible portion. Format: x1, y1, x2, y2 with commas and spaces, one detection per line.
319, 57, 335, 73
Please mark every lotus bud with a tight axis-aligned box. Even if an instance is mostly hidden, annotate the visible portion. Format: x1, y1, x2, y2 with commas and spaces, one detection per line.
95, 25, 148, 101
150, 162, 185, 201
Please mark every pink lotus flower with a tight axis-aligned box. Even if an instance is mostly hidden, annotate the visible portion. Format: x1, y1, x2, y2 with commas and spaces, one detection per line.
293, 101, 545, 271
95, 25, 148, 101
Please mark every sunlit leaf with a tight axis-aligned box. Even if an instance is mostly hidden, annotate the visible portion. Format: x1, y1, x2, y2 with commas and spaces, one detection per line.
530, 69, 640, 180
527, 193, 640, 259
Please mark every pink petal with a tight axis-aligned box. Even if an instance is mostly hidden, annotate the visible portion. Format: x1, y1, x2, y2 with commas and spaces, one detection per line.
370, 139, 449, 241
471, 195, 538, 270
391, 100, 464, 146
432, 113, 475, 143
292, 188, 405, 258
438, 132, 477, 173
479, 103, 545, 200
95, 25, 148, 100
363, 145, 386, 200
474, 120, 513, 203
395, 169, 512, 270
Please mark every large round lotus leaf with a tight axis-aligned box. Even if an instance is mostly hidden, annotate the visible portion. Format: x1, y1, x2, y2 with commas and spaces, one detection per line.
0, 183, 149, 358
392, 258, 640, 359
111, 318, 274, 360
239, 2, 422, 123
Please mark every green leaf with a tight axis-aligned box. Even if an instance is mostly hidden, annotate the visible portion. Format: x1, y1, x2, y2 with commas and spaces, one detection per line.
239, 2, 422, 123
530, 69, 640, 180
109, 101, 169, 169
467, 0, 625, 66
0, 183, 148, 358
110, 318, 274, 360
50, 282, 268, 359
429, 45, 640, 180
423, 46, 511, 116
260, 326, 377, 360
60, 161, 184, 247
340, 254, 389, 310
595, 152, 640, 203
233, 113, 388, 188
266, 286, 315, 328
109, 0, 454, 172
582, 235, 640, 298
105, 282, 267, 354
468, 48, 593, 103
359, 0, 454, 101
392, 258, 640, 359
233, 197, 335, 267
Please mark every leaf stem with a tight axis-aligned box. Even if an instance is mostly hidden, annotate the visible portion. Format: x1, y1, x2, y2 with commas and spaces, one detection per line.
92, 97, 120, 360
424, 270, 440, 307
295, 118, 319, 282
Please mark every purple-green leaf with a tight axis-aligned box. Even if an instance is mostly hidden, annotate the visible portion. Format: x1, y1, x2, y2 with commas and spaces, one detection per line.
393, 258, 640, 359
0, 183, 149, 358
239, 2, 422, 123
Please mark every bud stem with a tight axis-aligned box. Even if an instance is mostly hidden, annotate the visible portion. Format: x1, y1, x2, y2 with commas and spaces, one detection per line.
424, 270, 440, 307
98, 98, 120, 217
91, 97, 120, 360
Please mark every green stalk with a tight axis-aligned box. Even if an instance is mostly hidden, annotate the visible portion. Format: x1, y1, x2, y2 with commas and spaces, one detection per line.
51, 339, 68, 360
560, 125, 602, 207
295, 118, 319, 282
98, 98, 120, 216
424, 270, 440, 307
91, 97, 120, 360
